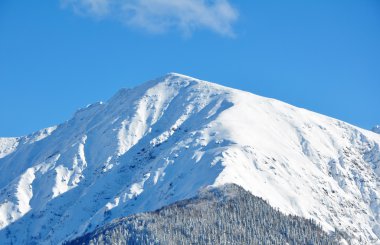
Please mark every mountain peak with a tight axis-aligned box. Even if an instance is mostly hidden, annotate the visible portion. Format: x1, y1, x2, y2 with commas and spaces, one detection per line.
157, 72, 216, 88
114, 73, 201, 96
164, 72, 196, 80
372, 125, 380, 134
150, 72, 227, 91
109, 73, 228, 108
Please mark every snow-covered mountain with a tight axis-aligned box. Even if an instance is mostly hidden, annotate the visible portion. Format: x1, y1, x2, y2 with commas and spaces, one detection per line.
0, 73, 379, 244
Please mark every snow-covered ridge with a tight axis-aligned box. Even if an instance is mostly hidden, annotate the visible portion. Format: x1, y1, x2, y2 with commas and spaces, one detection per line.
0, 73, 379, 244
0, 137, 19, 159
0, 126, 57, 159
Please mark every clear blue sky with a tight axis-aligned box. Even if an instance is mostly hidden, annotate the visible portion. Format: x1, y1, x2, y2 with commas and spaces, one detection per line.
1, 0, 379, 137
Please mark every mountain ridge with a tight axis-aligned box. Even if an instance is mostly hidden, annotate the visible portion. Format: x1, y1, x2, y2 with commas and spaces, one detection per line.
0, 73, 379, 244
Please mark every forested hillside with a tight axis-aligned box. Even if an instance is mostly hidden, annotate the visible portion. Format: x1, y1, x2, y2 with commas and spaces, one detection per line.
67, 184, 344, 245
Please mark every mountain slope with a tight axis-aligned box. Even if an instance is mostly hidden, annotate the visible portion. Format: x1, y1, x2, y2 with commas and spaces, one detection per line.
66, 184, 341, 245
0, 73, 379, 244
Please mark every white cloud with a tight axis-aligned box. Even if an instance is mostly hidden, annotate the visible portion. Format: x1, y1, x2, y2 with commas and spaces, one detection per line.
61, 0, 238, 36
63, 0, 111, 16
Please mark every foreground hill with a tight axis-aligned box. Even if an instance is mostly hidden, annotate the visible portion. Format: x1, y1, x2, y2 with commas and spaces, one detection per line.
0, 73, 379, 244
66, 184, 342, 245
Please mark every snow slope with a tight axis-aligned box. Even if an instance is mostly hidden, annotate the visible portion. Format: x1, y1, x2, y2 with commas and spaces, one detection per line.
0, 73, 379, 244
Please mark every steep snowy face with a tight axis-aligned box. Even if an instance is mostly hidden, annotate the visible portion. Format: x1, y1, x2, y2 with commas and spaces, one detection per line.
0, 73, 379, 244
373, 125, 380, 134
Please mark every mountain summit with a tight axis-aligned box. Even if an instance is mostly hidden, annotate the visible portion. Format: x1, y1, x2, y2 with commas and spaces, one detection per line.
0, 73, 379, 244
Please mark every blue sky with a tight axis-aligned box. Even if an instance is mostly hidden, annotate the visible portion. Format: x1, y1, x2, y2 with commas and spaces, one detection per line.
1, 0, 379, 137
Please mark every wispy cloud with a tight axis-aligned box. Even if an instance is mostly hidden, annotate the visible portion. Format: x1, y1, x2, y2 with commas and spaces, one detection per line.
61, 0, 238, 36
